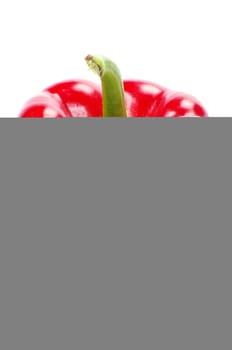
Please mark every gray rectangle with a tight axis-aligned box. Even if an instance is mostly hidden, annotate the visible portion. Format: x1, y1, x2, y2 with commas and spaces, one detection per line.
0, 118, 232, 350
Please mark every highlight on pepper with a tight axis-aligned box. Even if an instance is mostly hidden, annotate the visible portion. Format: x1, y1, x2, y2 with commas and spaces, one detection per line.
18, 54, 208, 118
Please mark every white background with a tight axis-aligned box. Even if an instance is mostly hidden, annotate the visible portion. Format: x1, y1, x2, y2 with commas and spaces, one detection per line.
0, 0, 231, 117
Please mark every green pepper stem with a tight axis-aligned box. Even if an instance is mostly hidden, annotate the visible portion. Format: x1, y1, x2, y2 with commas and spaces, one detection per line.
85, 54, 127, 117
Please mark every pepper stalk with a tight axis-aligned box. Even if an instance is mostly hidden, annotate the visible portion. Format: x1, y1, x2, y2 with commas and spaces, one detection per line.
85, 54, 127, 117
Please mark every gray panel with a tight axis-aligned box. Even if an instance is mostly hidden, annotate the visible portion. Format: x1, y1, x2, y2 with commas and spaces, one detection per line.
0, 119, 231, 350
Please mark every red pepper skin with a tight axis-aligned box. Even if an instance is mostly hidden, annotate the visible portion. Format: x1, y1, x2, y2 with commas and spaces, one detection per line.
19, 80, 103, 118
18, 91, 71, 118
124, 81, 207, 117
19, 79, 207, 118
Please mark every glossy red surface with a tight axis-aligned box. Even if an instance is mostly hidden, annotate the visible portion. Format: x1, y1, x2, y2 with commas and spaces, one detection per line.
19, 79, 207, 118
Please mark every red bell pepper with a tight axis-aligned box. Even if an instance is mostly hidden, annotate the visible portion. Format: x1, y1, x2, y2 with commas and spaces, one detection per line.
19, 54, 207, 118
